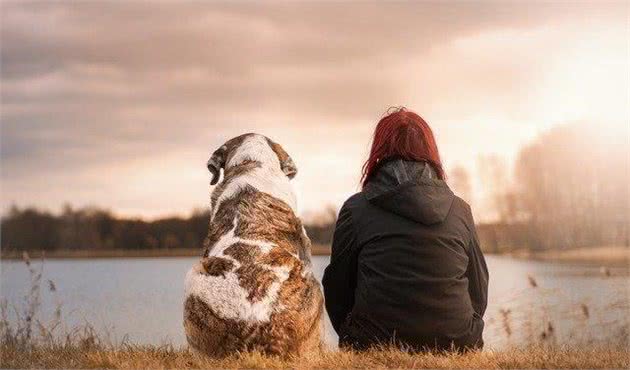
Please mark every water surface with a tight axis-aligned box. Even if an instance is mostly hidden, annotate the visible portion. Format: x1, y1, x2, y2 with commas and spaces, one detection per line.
1, 255, 627, 348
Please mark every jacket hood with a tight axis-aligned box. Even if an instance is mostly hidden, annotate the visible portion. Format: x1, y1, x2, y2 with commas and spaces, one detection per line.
364, 159, 454, 225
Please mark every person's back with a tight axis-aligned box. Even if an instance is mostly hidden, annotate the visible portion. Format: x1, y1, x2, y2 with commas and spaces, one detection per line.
323, 108, 488, 351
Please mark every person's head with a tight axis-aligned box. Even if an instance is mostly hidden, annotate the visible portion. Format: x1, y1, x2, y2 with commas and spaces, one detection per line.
361, 107, 445, 188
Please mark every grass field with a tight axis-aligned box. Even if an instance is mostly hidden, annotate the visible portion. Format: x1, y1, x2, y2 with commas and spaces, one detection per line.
2, 340, 629, 369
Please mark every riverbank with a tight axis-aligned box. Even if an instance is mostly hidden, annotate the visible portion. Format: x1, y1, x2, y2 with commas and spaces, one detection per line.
3, 245, 628, 266
509, 245, 630, 267
2, 245, 628, 266
1, 342, 628, 369
0, 244, 332, 260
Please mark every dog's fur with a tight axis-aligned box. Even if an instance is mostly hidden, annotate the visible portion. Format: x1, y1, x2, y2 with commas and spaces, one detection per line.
183, 133, 323, 357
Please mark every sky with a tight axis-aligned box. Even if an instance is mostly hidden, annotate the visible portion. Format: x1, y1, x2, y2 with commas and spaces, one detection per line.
1, 1, 628, 221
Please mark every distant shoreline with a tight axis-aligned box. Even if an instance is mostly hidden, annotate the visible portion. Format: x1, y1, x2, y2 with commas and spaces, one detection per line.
2, 245, 628, 267
0, 244, 333, 260
508, 245, 630, 268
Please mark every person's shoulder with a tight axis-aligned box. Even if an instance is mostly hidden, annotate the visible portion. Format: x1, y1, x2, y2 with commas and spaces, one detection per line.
451, 195, 474, 219
342, 192, 365, 208
338, 192, 365, 215
345, 192, 364, 205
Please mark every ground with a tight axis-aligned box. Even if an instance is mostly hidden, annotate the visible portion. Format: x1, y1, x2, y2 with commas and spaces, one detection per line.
1, 342, 629, 369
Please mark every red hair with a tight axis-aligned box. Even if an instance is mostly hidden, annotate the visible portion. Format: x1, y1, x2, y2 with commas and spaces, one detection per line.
361, 107, 445, 188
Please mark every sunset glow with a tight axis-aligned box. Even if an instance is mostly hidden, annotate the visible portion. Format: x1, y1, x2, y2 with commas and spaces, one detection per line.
1, 1, 628, 221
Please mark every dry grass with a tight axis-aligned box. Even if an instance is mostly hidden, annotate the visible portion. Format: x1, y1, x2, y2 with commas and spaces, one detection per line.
1, 341, 629, 369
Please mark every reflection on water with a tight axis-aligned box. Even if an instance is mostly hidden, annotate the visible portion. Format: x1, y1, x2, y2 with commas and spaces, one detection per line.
1, 255, 628, 349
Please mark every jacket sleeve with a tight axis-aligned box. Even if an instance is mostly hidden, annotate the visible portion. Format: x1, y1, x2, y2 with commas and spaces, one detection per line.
466, 221, 489, 317
322, 203, 359, 334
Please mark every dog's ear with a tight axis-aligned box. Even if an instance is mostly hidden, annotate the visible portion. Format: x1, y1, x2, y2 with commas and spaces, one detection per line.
207, 145, 227, 185
266, 139, 297, 179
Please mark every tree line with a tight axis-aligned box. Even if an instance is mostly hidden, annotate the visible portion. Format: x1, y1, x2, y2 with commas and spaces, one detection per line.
2, 123, 627, 253
0, 205, 337, 253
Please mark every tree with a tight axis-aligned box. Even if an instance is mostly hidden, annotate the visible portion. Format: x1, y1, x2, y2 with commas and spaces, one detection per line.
514, 123, 629, 249
449, 165, 472, 204
478, 155, 517, 224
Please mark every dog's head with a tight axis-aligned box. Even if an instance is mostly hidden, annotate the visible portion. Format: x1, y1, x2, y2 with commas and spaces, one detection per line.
207, 133, 297, 185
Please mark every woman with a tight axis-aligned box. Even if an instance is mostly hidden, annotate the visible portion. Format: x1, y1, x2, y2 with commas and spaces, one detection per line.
323, 107, 488, 352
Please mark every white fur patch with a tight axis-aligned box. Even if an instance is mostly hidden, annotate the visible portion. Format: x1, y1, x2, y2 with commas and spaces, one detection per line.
185, 220, 295, 323
205, 219, 276, 257
212, 135, 297, 220
226, 135, 281, 170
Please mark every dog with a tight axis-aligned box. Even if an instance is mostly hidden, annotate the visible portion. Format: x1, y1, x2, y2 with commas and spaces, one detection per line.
183, 133, 323, 357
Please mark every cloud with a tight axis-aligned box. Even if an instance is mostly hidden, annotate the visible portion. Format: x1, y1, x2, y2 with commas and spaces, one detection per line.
1, 1, 627, 218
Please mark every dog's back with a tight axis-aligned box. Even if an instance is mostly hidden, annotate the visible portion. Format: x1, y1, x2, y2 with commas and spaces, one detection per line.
184, 134, 323, 357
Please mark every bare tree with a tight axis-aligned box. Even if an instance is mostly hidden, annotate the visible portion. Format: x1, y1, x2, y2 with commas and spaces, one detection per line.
514, 124, 629, 250
449, 165, 473, 204
478, 154, 517, 224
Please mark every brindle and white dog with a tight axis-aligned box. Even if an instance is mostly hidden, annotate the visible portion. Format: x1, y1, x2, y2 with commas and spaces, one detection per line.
183, 133, 323, 357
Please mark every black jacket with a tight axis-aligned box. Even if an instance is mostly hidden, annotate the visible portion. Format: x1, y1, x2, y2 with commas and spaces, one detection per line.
322, 159, 488, 351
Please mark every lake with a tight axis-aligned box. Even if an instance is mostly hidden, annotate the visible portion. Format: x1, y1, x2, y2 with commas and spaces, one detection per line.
1, 255, 628, 349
